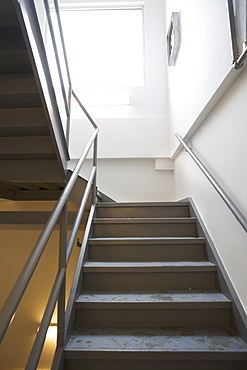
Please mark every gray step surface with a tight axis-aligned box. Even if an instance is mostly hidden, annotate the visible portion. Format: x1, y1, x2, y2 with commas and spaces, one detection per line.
76, 290, 231, 307
83, 261, 216, 272
75, 291, 231, 327
0, 159, 65, 182
0, 73, 37, 94
65, 359, 247, 370
64, 326, 247, 361
83, 261, 216, 291
96, 202, 190, 218
0, 29, 26, 51
0, 107, 47, 127
0, 0, 19, 28
93, 217, 197, 237
0, 136, 55, 156
88, 237, 206, 262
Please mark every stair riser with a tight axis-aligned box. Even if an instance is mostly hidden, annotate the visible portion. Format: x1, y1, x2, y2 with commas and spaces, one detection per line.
0, 94, 41, 109
0, 29, 26, 52
0, 52, 33, 74
93, 223, 197, 238
96, 206, 189, 218
83, 272, 216, 291
76, 308, 230, 327
65, 359, 247, 370
89, 244, 205, 262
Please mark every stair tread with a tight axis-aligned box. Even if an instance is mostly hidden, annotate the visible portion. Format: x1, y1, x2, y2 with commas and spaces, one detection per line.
96, 202, 190, 207
76, 290, 231, 305
94, 217, 196, 223
89, 237, 205, 245
65, 326, 247, 354
84, 261, 216, 271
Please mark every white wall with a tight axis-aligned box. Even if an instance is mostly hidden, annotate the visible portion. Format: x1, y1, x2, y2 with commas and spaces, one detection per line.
67, 0, 174, 201
174, 66, 247, 312
165, 0, 232, 154
164, 0, 247, 313
70, 158, 175, 202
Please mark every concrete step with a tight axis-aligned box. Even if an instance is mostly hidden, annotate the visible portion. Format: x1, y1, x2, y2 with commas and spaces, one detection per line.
0, 159, 65, 182
0, 0, 19, 28
0, 74, 40, 109
0, 50, 32, 74
96, 202, 190, 218
83, 261, 217, 291
0, 107, 47, 127
0, 29, 26, 52
64, 326, 247, 369
75, 290, 231, 327
88, 237, 206, 262
0, 107, 49, 137
0, 29, 31, 73
0, 136, 55, 158
0, 73, 37, 94
93, 218, 197, 238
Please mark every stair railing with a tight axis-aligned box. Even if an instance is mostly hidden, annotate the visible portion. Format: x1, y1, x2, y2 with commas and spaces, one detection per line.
227, 0, 247, 70
175, 134, 247, 233
0, 122, 99, 365
0, 0, 99, 368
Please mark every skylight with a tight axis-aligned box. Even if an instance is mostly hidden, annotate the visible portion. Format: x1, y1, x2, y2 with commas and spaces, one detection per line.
59, 6, 145, 88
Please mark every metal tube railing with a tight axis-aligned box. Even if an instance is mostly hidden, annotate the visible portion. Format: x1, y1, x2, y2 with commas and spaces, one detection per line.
72, 90, 98, 129
25, 268, 66, 370
227, 0, 247, 69
227, 0, 239, 64
175, 134, 247, 233
1, 2, 100, 369
43, 0, 70, 117
66, 166, 96, 264
0, 129, 98, 343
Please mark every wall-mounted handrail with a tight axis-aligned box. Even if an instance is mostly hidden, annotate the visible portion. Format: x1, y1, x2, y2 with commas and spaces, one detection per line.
176, 134, 247, 233
227, 0, 247, 69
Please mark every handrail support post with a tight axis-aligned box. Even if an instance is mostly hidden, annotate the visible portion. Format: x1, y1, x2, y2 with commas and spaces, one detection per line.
57, 202, 68, 347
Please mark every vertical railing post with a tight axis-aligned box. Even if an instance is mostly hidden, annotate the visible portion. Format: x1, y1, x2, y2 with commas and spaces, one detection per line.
57, 202, 68, 348
92, 135, 98, 204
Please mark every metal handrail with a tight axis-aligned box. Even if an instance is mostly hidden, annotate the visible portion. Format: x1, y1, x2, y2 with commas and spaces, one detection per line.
0, 3, 100, 370
175, 134, 247, 233
227, 0, 247, 69
0, 128, 99, 343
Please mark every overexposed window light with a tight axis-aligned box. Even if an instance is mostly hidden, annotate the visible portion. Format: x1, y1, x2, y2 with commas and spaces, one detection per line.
73, 89, 130, 107
59, 6, 145, 88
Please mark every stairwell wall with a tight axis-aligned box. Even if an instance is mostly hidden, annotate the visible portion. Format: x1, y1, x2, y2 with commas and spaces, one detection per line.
67, 0, 174, 201
165, 0, 247, 314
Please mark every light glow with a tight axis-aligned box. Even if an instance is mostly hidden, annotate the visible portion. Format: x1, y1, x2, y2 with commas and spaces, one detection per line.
73, 89, 130, 107
60, 7, 145, 88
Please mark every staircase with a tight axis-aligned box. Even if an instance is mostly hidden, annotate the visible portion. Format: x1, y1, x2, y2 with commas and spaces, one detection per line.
0, 0, 68, 201
63, 201, 247, 369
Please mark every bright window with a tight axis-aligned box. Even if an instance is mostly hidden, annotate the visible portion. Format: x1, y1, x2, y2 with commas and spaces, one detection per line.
60, 6, 145, 88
